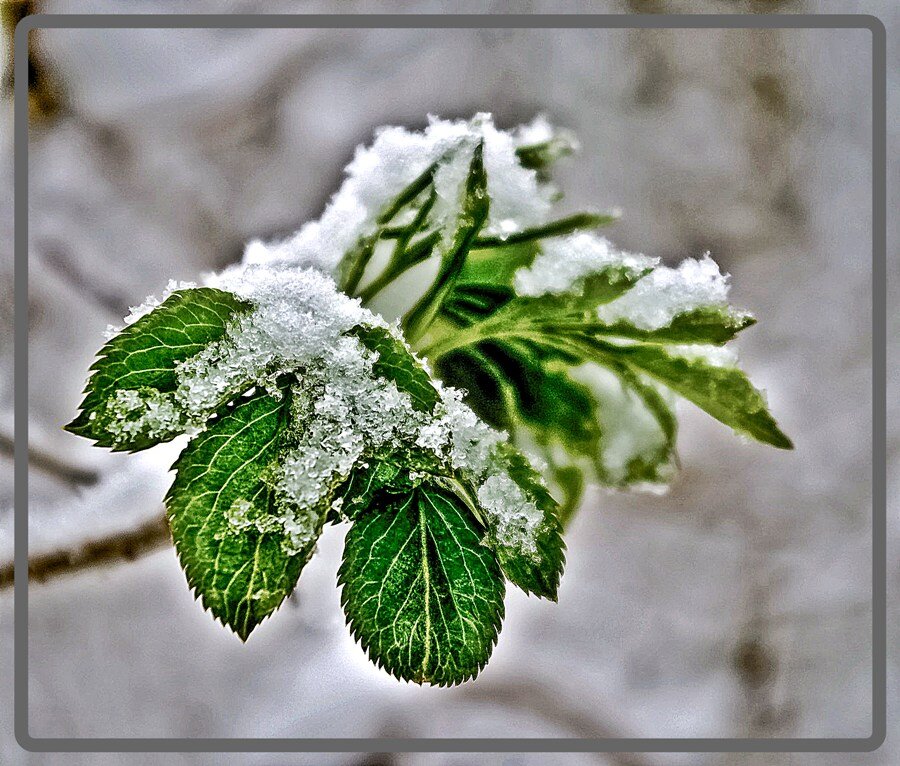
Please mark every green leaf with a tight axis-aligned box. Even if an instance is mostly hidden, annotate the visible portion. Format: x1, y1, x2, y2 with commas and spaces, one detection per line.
67, 287, 250, 451
550, 464, 585, 525
166, 390, 313, 640
339, 483, 505, 685
582, 307, 756, 346
337, 233, 380, 297
342, 160, 440, 296
403, 141, 490, 342
500, 267, 651, 323
433, 333, 681, 491
486, 444, 565, 599
333, 457, 412, 522
494, 342, 602, 459
569, 362, 679, 487
350, 325, 439, 412
376, 160, 440, 225
424, 266, 649, 360
440, 283, 516, 327
456, 240, 540, 288
439, 341, 602, 463
515, 133, 577, 180
594, 343, 793, 449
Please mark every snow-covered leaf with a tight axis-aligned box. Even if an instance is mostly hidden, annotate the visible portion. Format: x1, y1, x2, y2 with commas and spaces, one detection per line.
594, 342, 793, 450
581, 306, 755, 346
350, 325, 440, 413
437, 341, 602, 463
67, 287, 250, 451
514, 129, 578, 181
166, 389, 313, 641
480, 444, 565, 599
402, 140, 490, 341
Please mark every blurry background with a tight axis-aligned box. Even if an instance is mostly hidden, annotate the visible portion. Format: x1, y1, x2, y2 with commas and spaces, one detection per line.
1, 1, 898, 765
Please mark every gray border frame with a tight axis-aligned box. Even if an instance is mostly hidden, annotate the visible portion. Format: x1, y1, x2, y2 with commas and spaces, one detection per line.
13, 12, 886, 755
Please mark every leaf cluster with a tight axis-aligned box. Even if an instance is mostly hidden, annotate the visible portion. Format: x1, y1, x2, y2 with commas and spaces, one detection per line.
68, 126, 790, 686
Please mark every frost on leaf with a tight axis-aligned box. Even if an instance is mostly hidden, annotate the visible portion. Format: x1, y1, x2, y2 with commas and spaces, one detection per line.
435, 227, 790, 504
67, 287, 252, 451
238, 113, 554, 282
513, 233, 656, 298
70, 113, 790, 680
166, 390, 309, 641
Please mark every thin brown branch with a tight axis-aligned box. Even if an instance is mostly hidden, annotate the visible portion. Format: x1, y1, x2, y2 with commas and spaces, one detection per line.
0, 512, 170, 589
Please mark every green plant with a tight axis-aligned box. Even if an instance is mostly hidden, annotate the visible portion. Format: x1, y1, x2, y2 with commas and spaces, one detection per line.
68, 115, 791, 685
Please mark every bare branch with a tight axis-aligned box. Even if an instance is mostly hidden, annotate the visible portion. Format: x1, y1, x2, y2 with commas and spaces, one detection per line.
0, 512, 170, 589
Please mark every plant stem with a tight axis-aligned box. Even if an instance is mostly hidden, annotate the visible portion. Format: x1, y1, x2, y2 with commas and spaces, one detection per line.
403, 142, 488, 343
341, 161, 441, 296
340, 235, 378, 296
376, 160, 439, 225
472, 211, 618, 249
358, 230, 441, 303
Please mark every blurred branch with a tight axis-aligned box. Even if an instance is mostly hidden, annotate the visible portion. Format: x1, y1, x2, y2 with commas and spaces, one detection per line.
0, 430, 99, 486
0, 512, 170, 589
461, 680, 657, 766
2, 0, 62, 121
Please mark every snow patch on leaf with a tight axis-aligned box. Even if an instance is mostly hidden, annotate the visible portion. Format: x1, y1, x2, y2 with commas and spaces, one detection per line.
513, 233, 657, 297
122, 279, 198, 326
232, 114, 555, 278
476, 472, 543, 560
595, 253, 747, 330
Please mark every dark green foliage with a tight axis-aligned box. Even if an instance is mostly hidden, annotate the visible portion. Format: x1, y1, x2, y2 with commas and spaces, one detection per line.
69, 124, 790, 686
488, 444, 566, 599
339, 484, 505, 685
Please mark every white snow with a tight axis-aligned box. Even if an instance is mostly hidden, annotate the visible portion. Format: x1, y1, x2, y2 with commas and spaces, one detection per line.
122, 279, 197, 326
176, 266, 376, 417
236, 113, 554, 278
595, 253, 748, 330
512, 114, 556, 146
513, 233, 657, 296
104, 388, 185, 445
477, 472, 544, 560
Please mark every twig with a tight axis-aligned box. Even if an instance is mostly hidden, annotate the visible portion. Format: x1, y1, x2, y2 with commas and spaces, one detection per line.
0, 512, 170, 589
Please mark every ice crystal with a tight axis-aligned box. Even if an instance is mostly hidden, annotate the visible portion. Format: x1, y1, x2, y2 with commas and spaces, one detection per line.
105, 388, 184, 445
177, 266, 376, 416
477, 472, 543, 560
432, 387, 505, 478
512, 114, 558, 146
123, 279, 198, 326
265, 333, 528, 556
